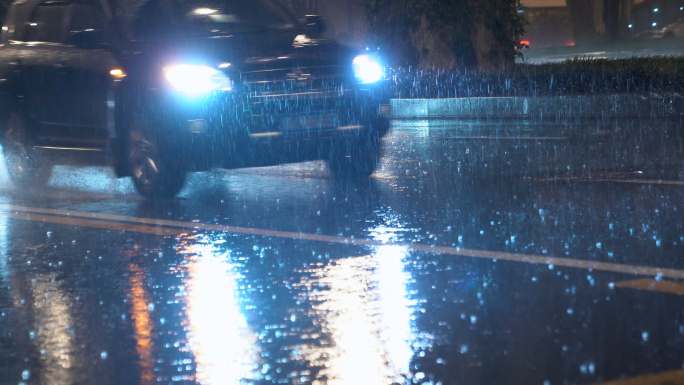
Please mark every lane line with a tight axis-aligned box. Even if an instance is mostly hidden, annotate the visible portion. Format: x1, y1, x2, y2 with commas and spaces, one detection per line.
444, 136, 569, 140
612, 278, 684, 295
531, 176, 684, 186
2, 203, 684, 279
5, 212, 186, 237
591, 369, 684, 385
582, 179, 684, 186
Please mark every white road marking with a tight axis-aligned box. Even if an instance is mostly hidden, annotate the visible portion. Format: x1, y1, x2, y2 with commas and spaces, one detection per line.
2, 203, 683, 279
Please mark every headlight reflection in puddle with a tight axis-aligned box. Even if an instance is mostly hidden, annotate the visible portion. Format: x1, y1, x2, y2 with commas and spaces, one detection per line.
296, 245, 414, 384
183, 243, 257, 384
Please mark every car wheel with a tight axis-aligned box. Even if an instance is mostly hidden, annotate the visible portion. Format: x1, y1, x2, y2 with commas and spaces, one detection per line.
327, 136, 382, 179
2, 112, 51, 186
127, 114, 186, 200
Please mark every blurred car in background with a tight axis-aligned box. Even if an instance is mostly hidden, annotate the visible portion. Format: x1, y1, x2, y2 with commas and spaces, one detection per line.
634, 18, 684, 39
662, 18, 684, 38
635, 29, 665, 39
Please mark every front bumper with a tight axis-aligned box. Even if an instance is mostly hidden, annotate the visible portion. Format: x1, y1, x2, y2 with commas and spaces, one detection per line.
150, 85, 391, 171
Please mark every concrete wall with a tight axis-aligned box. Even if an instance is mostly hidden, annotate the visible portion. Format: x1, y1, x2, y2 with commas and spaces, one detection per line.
390, 93, 684, 119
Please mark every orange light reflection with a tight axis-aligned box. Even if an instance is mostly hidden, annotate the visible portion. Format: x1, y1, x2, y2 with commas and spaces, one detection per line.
128, 264, 155, 383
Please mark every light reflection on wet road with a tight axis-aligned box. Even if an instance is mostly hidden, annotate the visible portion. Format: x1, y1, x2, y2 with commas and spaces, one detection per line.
0, 119, 683, 385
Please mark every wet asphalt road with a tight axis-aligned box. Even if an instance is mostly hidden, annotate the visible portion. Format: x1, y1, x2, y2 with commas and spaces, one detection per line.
0, 118, 683, 385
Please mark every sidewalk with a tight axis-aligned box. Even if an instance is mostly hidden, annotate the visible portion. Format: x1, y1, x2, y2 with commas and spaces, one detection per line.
390, 92, 684, 119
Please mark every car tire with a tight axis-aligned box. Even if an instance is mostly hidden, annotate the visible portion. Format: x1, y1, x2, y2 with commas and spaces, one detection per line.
127, 112, 186, 200
2, 112, 51, 186
327, 136, 382, 179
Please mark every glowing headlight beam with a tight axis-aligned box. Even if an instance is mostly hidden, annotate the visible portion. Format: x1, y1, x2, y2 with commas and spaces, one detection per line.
163, 64, 232, 95
352, 54, 383, 84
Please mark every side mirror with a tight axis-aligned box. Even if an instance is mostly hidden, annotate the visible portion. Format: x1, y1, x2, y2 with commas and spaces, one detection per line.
72, 29, 108, 49
301, 15, 325, 37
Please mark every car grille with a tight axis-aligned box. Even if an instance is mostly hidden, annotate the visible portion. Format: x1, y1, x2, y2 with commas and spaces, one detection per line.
233, 59, 364, 132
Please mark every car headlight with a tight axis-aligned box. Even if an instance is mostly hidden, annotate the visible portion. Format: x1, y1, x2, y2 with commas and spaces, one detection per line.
352, 54, 384, 84
163, 64, 232, 94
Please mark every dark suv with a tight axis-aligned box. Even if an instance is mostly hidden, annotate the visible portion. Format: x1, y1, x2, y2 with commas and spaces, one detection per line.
0, 0, 390, 198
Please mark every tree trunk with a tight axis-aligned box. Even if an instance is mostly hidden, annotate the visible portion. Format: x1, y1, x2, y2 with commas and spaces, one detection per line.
617, 0, 634, 39
566, 0, 607, 43
468, 0, 517, 72
601, 0, 634, 41
470, 22, 495, 71
604, 0, 620, 40
409, 15, 458, 69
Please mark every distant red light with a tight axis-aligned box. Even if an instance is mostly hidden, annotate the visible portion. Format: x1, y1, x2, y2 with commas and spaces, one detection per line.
520, 40, 530, 46
566, 41, 575, 46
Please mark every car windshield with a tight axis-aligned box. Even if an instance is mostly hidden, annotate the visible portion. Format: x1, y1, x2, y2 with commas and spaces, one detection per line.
135, 0, 297, 36
186, 0, 296, 30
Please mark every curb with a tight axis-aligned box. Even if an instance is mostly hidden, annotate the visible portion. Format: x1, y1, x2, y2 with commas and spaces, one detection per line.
390, 93, 684, 119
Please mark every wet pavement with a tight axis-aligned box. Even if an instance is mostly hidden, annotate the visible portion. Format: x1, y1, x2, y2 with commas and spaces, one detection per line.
0, 118, 683, 385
